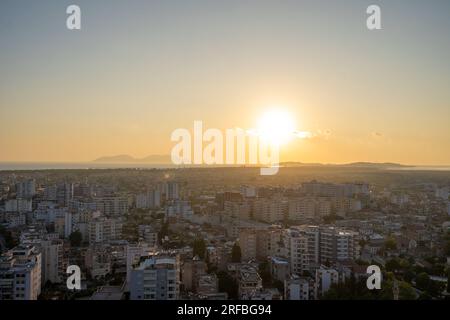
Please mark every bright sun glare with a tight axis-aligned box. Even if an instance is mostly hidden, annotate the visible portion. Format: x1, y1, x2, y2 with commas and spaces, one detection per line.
257, 110, 295, 145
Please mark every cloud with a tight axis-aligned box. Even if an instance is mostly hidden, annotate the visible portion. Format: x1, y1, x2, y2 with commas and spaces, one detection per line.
294, 129, 332, 140
371, 131, 383, 138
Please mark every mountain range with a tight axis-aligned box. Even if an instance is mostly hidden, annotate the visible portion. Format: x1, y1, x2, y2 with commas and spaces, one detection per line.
93, 155, 409, 168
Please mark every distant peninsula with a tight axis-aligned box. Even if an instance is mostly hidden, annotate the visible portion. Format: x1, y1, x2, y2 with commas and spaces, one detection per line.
93, 154, 171, 164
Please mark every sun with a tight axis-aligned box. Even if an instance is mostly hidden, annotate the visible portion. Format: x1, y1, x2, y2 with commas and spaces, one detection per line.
257, 109, 295, 145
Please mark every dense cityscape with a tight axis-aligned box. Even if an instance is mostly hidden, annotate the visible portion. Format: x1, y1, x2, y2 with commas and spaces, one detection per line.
1, 166, 449, 300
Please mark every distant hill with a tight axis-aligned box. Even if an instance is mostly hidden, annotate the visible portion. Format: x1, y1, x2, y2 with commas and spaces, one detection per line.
93, 154, 171, 163
345, 162, 408, 168
280, 161, 410, 168
93, 156, 410, 168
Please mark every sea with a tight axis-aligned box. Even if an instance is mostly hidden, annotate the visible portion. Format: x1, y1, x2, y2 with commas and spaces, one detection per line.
0, 162, 449, 172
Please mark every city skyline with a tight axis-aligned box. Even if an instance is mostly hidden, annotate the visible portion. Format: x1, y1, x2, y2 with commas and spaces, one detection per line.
1, 0, 450, 165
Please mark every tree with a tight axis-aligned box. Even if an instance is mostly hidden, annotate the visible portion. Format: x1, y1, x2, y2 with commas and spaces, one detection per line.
217, 271, 238, 299
415, 272, 430, 290
447, 271, 450, 293
258, 261, 271, 286
158, 221, 169, 244
0, 226, 17, 250
192, 238, 206, 259
231, 242, 242, 263
69, 230, 82, 247
384, 237, 397, 251
397, 281, 417, 300
444, 241, 450, 256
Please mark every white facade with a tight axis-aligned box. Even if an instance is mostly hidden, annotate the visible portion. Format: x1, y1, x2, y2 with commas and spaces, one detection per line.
130, 254, 180, 300
88, 217, 123, 244
41, 240, 64, 284
136, 189, 161, 209
285, 275, 311, 300
315, 266, 339, 298
126, 243, 154, 287
16, 180, 36, 199
0, 246, 42, 300
253, 199, 284, 223
5, 199, 32, 213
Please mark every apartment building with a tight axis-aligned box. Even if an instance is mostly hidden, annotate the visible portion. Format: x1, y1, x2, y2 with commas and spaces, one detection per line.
0, 245, 42, 300
315, 266, 339, 298
129, 253, 180, 300
88, 217, 123, 244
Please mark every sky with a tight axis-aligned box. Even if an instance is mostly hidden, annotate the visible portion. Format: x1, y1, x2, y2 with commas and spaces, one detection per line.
0, 0, 449, 165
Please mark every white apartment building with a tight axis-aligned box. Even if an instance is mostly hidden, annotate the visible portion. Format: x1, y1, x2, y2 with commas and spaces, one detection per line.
288, 198, 316, 220
129, 253, 180, 300
315, 266, 339, 298
240, 185, 257, 198
94, 196, 128, 216
126, 243, 155, 287
239, 229, 257, 262
253, 199, 284, 223
284, 275, 313, 300
225, 201, 251, 220
288, 197, 332, 220
256, 227, 287, 260
4, 212, 26, 227
165, 200, 193, 219
287, 226, 358, 274
5, 198, 32, 213
164, 182, 180, 201
88, 217, 123, 244
288, 228, 311, 274
136, 189, 161, 209
16, 180, 36, 199
138, 225, 158, 247
40, 239, 64, 284
85, 246, 112, 279
320, 227, 358, 264
0, 245, 42, 300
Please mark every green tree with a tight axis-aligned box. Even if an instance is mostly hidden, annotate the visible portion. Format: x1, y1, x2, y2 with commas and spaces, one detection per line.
447, 271, 450, 293
231, 242, 242, 263
69, 230, 82, 247
158, 221, 169, 244
192, 238, 206, 259
217, 271, 238, 299
415, 272, 430, 290
258, 261, 271, 286
384, 237, 397, 251
444, 241, 450, 256
397, 281, 417, 300
0, 225, 17, 250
